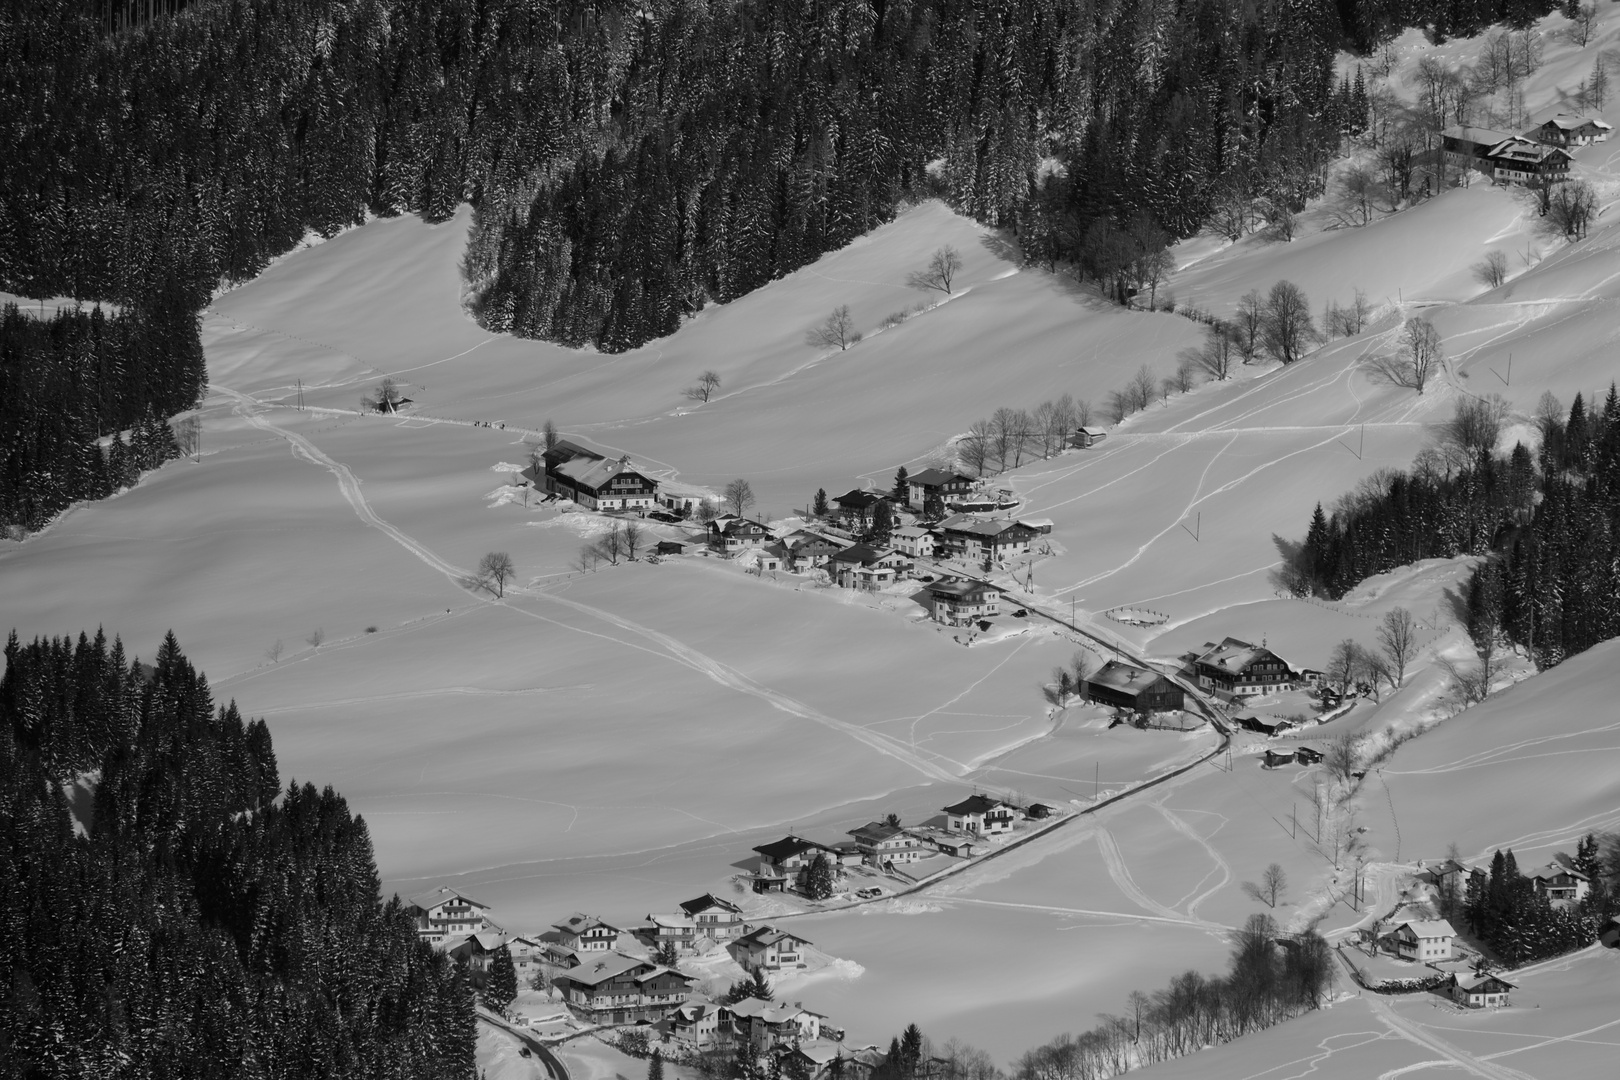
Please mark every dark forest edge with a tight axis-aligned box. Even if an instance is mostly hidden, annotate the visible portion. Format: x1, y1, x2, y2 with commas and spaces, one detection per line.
0, 629, 476, 1078
1, 0, 1563, 531
1289, 386, 1620, 673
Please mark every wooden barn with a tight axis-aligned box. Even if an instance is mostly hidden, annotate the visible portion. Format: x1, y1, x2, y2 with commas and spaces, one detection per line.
1085, 660, 1185, 713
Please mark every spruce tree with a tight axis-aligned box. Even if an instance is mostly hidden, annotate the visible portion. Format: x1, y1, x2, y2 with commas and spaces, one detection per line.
648, 1048, 664, 1080
804, 853, 836, 900
484, 944, 518, 1015
813, 489, 829, 518
892, 466, 909, 503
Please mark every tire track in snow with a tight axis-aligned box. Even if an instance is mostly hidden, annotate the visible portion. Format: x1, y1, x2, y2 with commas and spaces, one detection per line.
1094, 824, 1225, 930
1154, 800, 1232, 919
219, 384, 958, 784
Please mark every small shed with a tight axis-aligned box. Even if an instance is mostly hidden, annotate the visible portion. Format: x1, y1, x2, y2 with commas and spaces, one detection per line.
1294, 745, 1324, 765
656, 540, 685, 556
1263, 748, 1295, 768
1026, 803, 1053, 819
1070, 426, 1108, 448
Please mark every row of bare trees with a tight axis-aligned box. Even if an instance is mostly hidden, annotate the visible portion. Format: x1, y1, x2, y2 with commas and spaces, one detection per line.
1011, 915, 1333, 1080
804, 246, 964, 352
1322, 608, 1422, 700
576, 520, 647, 571
958, 395, 1094, 476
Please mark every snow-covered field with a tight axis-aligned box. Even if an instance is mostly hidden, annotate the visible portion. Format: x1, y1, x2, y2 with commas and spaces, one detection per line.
5, 6, 1620, 1074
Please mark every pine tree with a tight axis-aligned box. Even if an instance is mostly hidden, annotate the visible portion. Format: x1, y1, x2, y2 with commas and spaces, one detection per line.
647, 1048, 664, 1080
483, 945, 518, 1015
892, 466, 909, 503
868, 500, 894, 546
804, 853, 836, 900
813, 489, 829, 518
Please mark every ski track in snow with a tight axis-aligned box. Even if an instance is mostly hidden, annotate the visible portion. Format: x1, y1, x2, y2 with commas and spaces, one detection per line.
218, 383, 960, 785
1093, 824, 1225, 931
1153, 800, 1232, 919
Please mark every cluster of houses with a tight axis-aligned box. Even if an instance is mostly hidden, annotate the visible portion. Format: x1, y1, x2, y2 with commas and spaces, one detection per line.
749, 793, 1049, 893
689, 470, 1054, 627
404, 885, 883, 1075
1440, 111, 1611, 186
1344, 848, 1605, 1008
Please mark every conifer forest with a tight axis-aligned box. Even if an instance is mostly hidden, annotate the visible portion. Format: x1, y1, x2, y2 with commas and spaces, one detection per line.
0, 629, 477, 1079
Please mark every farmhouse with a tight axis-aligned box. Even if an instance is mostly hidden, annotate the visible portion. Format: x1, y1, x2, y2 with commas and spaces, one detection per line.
1524, 111, 1613, 146
781, 531, 847, 570
1486, 137, 1572, 184
829, 489, 890, 530
731, 925, 811, 972
890, 525, 936, 560
444, 930, 507, 973
1084, 660, 1185, 713
1388, 919, 1456, 962
1451, 972, 1514, 1008
723, 997, 824, 1050
847, 821, 931, 866
936, 517, 1038, 564
541, 440, 659, 510
905, 468, 975, 512
679, 893, 746, 942
942, 794, 1017, 835
926, 578, 999, 625
708, 516, 772, 553
1525, 855, 1590, 907
665, 1001, 722, 1045
753, 835, 839, 890
551, 951, 695, 1024
547, 912, 622, 952
646, 912, 697, 953
828, 543, 908, 589
505, 933, 545, 981
1441, 125, 1519, 173
405, 887, 499, 944
1193, 638, 1299, 698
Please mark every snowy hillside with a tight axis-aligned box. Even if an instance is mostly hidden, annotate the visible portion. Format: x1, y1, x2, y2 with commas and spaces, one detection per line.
3, 5, 1619, 1075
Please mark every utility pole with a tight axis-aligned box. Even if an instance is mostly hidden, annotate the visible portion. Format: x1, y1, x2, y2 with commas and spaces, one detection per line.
296, 378, 304, 411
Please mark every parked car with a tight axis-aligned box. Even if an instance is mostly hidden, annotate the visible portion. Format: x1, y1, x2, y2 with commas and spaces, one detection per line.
856, 887, 887, 899
520, 1048, 532, 1058
648, 511, 680, 523
1011, 608, 1027, 618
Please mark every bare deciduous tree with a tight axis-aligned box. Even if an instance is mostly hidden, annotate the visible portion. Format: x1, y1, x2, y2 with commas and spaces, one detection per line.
1378, 607, 1419, 689
1571, 3, 1599, 47
723, 478, 755, 517
621, 519, 645, 560
1261, 280, 1317, 364
306, 628, 325, 648
1074, 397, 1094, 428
1546, 180, 1598, 242
1373, 316, 1442, 393
1267, 208, 1299, 242
1474, 250, 1509, 288
1328, 639, 1364, 694
806, 305, 857, 350
958, 420, 991, 476
1173, 356, 1200, 394
1130, 365, 1158, 411
1325, 732, 1361, 786
1193, 325, 1237, 381
1232, 291, 1266, 363
1242, 863, 1289, 907
543, 419, 559, 452
576, 544, 601, 573
1438, 394, 1509, 470
176, 415, 202, 461
266, 639, 284, 664
684, 370, 721, 402
477, 551, 516, 596
908, 245, 964, 294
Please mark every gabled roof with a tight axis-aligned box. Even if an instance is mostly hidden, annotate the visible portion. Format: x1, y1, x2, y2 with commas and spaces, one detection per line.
942, 794, 1012, 816
735, 924, 811, 950
407, 886, 490, 912
1088, 660, 1172, 692
648, 912, 695, 929
679, 893, 742, 917
939, 517, 1034, 538
1195, 637, 1291, 675
712, 517, 770, 536
1443, 125, 1517, 146
832, 489, 889, 509
848, 821, 907, 843
928, 578, 995, 600
907, 468, 972, 488
1528, 110, 1613, 131
552, 952, 652, 986
725, 997, 820, 1022
555, 453, 650, 492
1395, 919, 1456, 938
829, 542, 899, 566
1456, 971, 1515, 992
1487, 137, 1570, 164
552, 912, 620, 936
753, 835, 832, 861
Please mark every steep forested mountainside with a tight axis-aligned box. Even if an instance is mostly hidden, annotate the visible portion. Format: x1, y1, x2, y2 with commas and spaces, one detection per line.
0, 629, 476, 1079
0, 0, 1558, 530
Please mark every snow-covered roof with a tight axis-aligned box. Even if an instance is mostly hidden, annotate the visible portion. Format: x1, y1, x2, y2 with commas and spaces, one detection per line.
908, 468, 971, 488
553, 952, 649, 986
1088, 660, 1167, 691
555, 453, 646, 491
1443, 125, 1516, 146
1528, 110, 1613, 131
1456, 971, 1514, 992
1395, 919, 1456, 938
407, 886, 490, 911
1487, 137, 1569, 164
